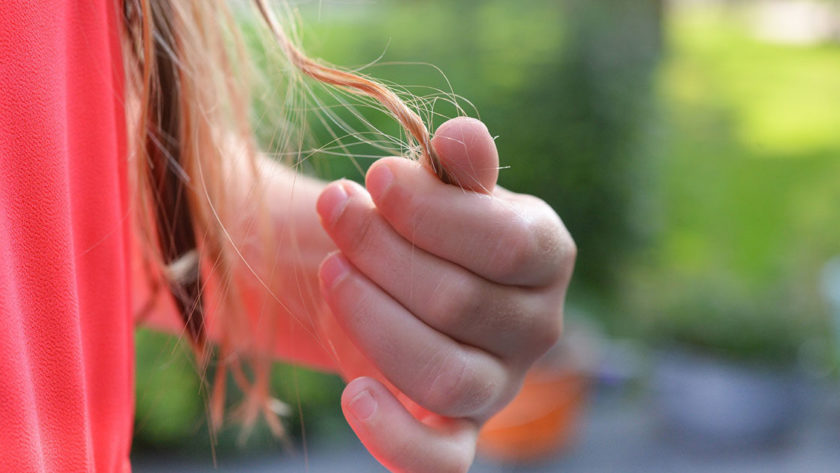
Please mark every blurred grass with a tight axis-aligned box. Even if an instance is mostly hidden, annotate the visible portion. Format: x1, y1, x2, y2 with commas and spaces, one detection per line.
630, 2, 839, 364
660, 5, 840, 286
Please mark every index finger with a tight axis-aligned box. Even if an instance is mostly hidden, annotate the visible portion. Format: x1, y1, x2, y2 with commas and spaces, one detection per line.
365, 158, 574, 287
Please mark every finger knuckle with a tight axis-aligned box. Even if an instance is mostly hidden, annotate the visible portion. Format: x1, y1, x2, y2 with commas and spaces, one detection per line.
427, 273, 482, 330
388, 187, 429, 234
421, 352, 492, 416
343, 211, 378, 255
532, 312, 564, 357
489, 217, 534, 282
531, 209, 567, 259
421, 352, 467, 411
411, 201, 438, 238
564, 233, 578, 265
504, 298, 561, 361
550, 212, 577, 268
504, 199, 576, 284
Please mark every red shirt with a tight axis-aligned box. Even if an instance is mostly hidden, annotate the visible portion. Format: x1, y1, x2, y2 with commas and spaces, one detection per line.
0, 1, 134, 471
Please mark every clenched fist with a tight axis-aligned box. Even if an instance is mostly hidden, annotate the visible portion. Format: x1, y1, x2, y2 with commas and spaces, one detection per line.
315, 117, 576, 473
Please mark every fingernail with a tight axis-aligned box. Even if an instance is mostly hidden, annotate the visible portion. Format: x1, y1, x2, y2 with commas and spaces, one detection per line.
320, 253, 350, 290
349, 389, 377, 421
317, 183, 349, 224
366, 164, 394, 202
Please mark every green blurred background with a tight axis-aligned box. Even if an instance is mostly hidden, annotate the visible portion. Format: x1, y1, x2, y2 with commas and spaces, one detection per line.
132, 0, 840, 459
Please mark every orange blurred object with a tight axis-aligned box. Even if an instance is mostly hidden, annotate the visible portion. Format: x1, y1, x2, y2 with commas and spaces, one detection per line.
478, 364, 590, 462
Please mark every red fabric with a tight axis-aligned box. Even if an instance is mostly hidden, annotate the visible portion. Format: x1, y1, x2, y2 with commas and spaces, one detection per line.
0, 1, 133, 472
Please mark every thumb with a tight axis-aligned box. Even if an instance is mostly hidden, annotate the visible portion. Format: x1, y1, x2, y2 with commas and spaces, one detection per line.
341, 377, 478, 473
430, 117, 499, 194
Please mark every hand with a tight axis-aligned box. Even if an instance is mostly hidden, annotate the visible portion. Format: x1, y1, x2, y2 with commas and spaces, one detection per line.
315, 117, 575, 473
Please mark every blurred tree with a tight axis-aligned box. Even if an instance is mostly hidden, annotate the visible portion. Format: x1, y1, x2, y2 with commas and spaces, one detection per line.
495, 0, 663, 311
628, 1, 839, 369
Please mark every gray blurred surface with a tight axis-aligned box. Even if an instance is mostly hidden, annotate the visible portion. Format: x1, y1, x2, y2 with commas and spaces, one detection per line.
133, 385, 840, 473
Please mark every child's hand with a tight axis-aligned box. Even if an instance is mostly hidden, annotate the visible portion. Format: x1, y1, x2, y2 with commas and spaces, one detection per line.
316, 117, 575, 473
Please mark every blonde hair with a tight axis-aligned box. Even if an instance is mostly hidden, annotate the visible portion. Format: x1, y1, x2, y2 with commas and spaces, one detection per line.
122, 0, 444, 436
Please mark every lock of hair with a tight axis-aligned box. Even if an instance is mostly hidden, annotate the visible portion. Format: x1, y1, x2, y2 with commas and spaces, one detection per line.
253, 0, 453, 184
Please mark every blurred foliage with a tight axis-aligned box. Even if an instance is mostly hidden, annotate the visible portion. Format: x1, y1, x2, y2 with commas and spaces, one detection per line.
134, 329, 203, 447
133, 329, 345, 454
503, 0, 662, 299
626, 2, 838, 367
632, 276, 818, 366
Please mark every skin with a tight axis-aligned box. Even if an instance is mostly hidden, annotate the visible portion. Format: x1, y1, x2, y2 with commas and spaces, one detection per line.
317, 117, 574, 472
141, 117, 575, 473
